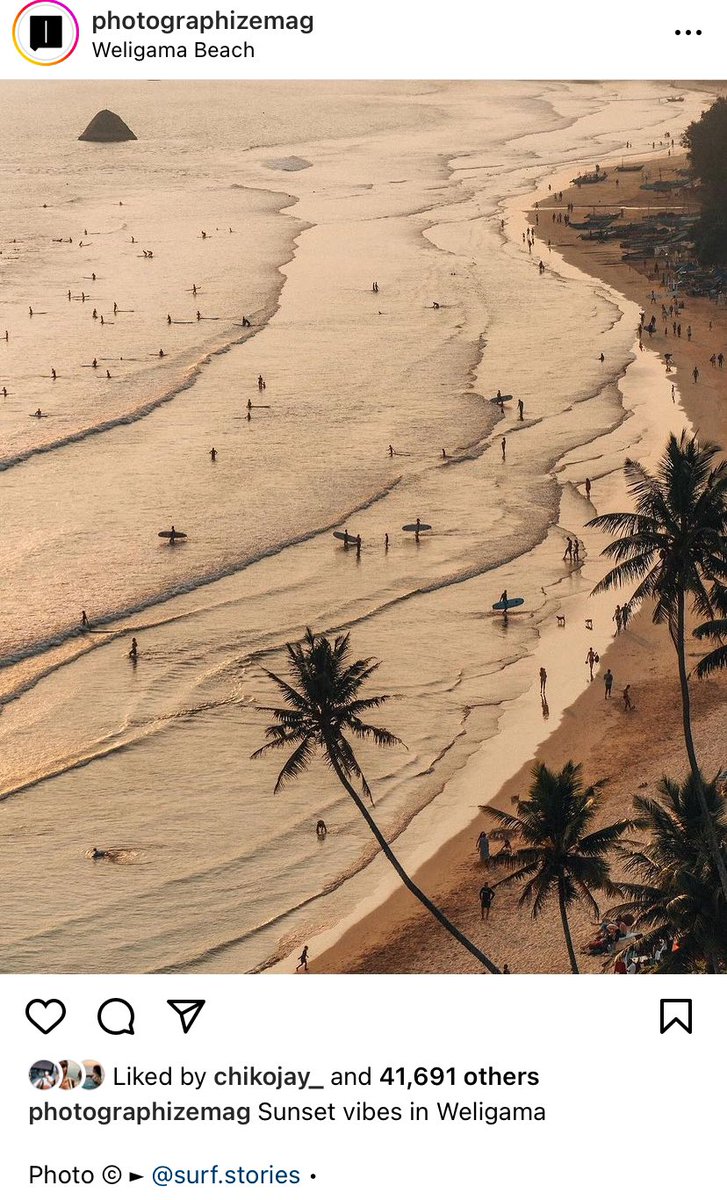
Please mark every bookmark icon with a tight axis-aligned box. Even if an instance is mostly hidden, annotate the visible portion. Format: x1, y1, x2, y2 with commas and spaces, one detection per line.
167, 999, 206, 1034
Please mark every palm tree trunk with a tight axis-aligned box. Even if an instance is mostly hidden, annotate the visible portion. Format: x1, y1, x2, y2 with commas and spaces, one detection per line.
675, 591, 727, 902
328, 752, 500, 973
557, 877, 579, 974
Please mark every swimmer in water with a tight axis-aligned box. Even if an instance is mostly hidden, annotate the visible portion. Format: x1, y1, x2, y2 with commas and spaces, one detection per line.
129, 637, 138, 661
210, 447, 217, 461
91, 848, 108, 860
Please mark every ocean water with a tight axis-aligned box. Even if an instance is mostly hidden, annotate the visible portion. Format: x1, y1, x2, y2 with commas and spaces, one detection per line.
0, 80, 708, 972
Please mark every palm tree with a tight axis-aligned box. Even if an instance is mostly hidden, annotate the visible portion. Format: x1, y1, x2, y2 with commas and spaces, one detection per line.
482, 762, 631, 973
587, 431, 727, 899
694, 605, 727, 678
252, 628, 500, 973
607, 774, 727, 973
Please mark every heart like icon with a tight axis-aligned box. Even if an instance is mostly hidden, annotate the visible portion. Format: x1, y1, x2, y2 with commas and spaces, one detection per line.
25, 998, 67, 1035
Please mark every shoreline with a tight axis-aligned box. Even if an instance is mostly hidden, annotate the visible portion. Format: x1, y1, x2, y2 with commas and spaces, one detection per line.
310, 144, 727, 975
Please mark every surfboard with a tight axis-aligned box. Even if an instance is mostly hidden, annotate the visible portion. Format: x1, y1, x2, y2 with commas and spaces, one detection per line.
492, 597, 525, 611
158, 530, 187, 540
402, 523, 432, 532
488, 394, 513, 404
334, 532, 359, 545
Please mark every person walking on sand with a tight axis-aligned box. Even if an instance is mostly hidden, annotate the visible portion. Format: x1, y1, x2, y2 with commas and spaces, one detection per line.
621, 602, 630, 631
613, 604, 622, 634
476, 831, 490, 863
604, 668, 613, 699
693, 366, 699, 383
539, 666, 547, 698
585, 646, 597, 681
585, 477, 591, 502
479, 882, 495, 920
501, 437, 507, 462
499, 589, 509, 624
623, 684, 633, 711
81, 610, 89, 628
296, 945, 309, 972
518, 398, 524, 420
563, 536, 573, 563
573, 537, 580, 563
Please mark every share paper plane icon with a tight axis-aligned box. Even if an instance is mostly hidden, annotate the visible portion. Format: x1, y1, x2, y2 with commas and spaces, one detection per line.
167, 999, 206, 1033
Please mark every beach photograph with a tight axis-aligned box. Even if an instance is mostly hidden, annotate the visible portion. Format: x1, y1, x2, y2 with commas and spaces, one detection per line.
1, 80, 726, 975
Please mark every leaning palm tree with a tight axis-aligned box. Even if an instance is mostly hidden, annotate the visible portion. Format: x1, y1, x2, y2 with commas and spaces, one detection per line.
252, 628, 500, 973
607, 774, 727, 973
482, 762, 631, 973
587, 431, 727, 899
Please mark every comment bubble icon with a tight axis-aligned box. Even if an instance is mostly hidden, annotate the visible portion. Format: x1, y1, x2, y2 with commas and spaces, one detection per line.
98, 998, 136, 1036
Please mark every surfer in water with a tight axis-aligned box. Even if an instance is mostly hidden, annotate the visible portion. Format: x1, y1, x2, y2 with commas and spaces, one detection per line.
257, 374, 265, 391
414, 516, 422, 543
91, 848, 109, 861
129, 638, 138, 663
34, 408, 43, 418
247, 399, 253, 411
51, 368, 57, 381
385, 533, 389, 550
388, 444, 394, 457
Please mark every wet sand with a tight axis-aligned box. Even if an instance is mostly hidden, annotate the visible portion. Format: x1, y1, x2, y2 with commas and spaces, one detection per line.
312, 153, 727, 975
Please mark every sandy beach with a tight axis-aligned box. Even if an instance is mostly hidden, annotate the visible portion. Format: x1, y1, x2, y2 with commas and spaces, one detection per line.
315, 147, 727, 975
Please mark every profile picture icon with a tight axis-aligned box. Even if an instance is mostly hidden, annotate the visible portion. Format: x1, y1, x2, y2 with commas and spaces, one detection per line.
58, 1059, 84, 1090
13, 2, 79, 67
81, 1061, 105, 1090
29, 1060, 60, 1090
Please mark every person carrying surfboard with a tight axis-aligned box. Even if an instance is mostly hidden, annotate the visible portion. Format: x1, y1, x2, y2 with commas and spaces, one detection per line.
500, 589, 508, 623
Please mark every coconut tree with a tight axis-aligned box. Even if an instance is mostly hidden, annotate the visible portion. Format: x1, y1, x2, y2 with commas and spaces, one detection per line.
482, 761, 631, 973
607, 774, 727, 973
252, 628, 500, 973
587, 431, 727, 898
694, 597, 727, 678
